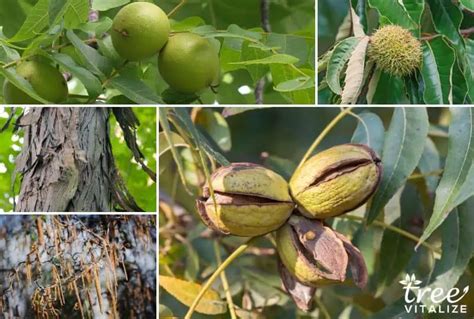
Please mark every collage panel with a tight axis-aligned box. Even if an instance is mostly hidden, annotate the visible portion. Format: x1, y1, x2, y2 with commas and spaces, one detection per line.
159, 107, 474, 318
0, 106, 156, 213
318, 0, 474, 105
0, 214, 156, 318
0, 0, 315, 106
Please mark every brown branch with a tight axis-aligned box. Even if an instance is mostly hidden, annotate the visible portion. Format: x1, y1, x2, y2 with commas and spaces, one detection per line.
255, 0, 272, 104
420, 27, 474, 41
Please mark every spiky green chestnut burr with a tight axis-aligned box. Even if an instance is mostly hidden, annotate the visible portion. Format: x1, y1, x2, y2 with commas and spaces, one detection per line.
368, 25, 422, 77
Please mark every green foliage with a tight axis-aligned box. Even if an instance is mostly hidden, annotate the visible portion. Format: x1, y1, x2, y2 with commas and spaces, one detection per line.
0, 0, 315, 104
319, 0, 474, 104
159, 107, 474, 318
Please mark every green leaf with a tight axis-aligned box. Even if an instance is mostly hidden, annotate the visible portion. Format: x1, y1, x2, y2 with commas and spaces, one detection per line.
274, 76, 314, 92
50, 0, 88, 29
241, 40, 270, 83
460, 0, 474, 10
376, 187, 414, 291
341, 36, 369, 104
161, 88, 199, 105
51, 53, 102, 99
91, 0, 130, 11
8, 0, 49, 43
171, 16, 206, 32
326, 37, 360, 95
78, 17, 113, 36
367, 108, 429, 224
420, 198, 474, 307
109, 68, 162, 104
418, 138, 441, 194
270, 65, 315, 104
426, 0, 463, 49
421, 37, 455, 104
463, 39, 474, 102
0, 44, 20, 63
173, 108, 230, 167
231, 54, 299, 65
371, 72, 409, 104
367, 0, 417, 31
194, 109, 232, 152
350, 111, 385, 156
418, 108, 474, 246
400, 0, 425, 33
0, 68, 49, 103
66, 30, 113, 78
159, 275, 227, 315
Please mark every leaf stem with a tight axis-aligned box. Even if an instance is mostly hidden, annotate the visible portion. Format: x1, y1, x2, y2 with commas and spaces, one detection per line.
296, 107, 354, 171
213, 241, 237, 319
168, 0, 187, 17
337, 215, 441, 254
184, 237, 258, 319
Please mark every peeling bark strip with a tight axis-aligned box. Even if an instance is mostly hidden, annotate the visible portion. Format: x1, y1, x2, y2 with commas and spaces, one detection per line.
15, 108, 114, 212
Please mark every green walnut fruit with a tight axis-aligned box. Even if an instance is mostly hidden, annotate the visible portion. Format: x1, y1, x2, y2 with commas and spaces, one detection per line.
368, 25, 422, 77
111, 2, 170, 61
290, 144, 382, 219
3, 59, 68, 104
196, 163, 294, 237
276, 215, 368, 288
158, 33, 220, 94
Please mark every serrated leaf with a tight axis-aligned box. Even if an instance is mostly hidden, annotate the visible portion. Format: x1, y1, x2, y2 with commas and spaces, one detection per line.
241, 40, 270, 83
350, 111, 385, 156
368, 0, 417, 31
367, 108, 429, 224
92, 0, 130, 11
421, 37, 455, 104
51, 53, 102, 99
231, 54, 299, 65
400, 0, 425, 33
274, 76, 314, 92
418, 108, 474, 246
159, 276, 227, 315
341, 36, 369, 104
420, 198, 474, 307
109, 68, 162, 104
426, 0, 463, 49
66, 30, 112, 78
8, 0, 49, 43
327, 37, 360, 95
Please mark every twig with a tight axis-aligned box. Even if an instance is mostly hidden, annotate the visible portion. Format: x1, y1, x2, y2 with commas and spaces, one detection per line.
295, 107, 354, 171
255, 0, 272, 104
421, 27, 474, 41
214, 241, 237, 319
168, 0, 187, 17
337, 215, 441, 254
184, 237, 258, 319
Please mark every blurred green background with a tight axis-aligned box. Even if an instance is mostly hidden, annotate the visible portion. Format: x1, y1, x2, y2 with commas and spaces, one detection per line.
0, 107, 156, 212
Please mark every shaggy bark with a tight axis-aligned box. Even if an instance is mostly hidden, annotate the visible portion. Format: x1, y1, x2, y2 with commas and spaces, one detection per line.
14, 107, 114, 212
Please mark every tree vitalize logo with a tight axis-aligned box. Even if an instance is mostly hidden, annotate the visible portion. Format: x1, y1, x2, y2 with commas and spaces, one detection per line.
399, 274, 469, 315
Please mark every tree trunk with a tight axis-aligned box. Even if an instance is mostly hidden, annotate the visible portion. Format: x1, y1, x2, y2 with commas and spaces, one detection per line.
15, 107, 114, 212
